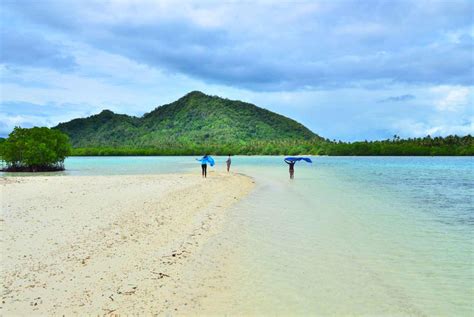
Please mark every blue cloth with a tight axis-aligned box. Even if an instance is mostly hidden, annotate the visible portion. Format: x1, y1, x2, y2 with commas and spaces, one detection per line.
197, 156, 215, 167
285, 156, 312, 163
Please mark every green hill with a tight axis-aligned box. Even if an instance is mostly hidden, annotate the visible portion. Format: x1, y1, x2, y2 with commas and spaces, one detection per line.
53, 91, 472, 156
54, 91, 321, 150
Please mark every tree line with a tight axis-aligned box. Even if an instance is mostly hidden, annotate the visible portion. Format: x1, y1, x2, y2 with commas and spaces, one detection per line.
70, 135, 473, 156
318, 135, 474, 156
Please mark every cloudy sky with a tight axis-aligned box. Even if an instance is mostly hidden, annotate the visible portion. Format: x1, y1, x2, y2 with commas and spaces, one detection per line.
0, 0, 473, 140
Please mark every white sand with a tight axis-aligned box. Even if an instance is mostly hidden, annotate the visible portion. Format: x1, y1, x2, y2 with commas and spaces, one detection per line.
0, 172, 254, 315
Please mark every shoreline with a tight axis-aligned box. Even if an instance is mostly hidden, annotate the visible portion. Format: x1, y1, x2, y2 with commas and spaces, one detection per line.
0, 172, 254, 314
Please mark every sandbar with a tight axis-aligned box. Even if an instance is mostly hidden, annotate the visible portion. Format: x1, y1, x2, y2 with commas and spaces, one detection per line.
0, 172, 254, 314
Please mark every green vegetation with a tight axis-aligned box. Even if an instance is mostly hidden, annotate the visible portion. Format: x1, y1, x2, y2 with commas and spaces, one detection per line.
70, 139, 321, 156
48, 91, 474, 156
55, 91, 320, 147
0, 137, 5, 169
318, 135, 474, 156
68, 135, 473, 156
0, 127, 72, 172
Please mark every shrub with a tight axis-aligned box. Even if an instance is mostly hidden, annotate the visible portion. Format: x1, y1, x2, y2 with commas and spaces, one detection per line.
1, 127, 72, 172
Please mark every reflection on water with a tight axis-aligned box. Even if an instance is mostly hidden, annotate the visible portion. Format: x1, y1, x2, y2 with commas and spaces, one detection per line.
3, 156, 473, 315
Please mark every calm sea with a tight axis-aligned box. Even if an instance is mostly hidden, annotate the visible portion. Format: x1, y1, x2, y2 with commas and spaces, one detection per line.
2, 156, 473, 315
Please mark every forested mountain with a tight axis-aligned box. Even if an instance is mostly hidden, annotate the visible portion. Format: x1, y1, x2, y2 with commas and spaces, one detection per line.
54, 91, 320, 149
50, 91, 473, 156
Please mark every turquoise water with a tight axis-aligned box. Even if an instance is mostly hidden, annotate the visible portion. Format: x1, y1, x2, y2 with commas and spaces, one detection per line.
2, 156, 473, 315
1, 156, 193, 176
211, 157, 473, 315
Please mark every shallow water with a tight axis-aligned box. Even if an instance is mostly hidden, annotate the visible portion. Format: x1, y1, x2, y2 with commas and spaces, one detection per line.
208, 157, 473, 316
2, 156, 473, 315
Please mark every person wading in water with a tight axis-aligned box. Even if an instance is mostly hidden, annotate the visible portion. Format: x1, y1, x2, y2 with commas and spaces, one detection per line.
284, 158, 296, 179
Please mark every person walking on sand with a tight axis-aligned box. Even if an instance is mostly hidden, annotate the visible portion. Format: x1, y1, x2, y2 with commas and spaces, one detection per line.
196, 154, 215, 178
201, 156, 208, 178
284, 158, 296, 179
226, 154, 232, 172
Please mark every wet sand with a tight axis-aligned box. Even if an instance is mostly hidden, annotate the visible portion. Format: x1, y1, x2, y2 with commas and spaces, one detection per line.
0, 172, 254, 314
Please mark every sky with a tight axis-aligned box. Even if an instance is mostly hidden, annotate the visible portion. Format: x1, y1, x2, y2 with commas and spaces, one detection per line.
0, 0, 473, 141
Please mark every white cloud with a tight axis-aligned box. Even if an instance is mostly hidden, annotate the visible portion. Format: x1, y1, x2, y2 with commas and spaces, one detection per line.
426, 121, 474, 136
431, 85, 471, 111
393, 119, 473, 137
0, 113, 50, 135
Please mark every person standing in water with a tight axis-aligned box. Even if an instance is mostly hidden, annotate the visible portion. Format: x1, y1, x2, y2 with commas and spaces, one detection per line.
226, 154, 232, 172
284, 158, 295, 179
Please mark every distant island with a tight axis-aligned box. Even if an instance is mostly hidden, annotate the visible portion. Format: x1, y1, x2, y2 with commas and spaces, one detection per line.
54, 91, 322, 155
1, 91, 471, 157
50, 91, 473, 156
